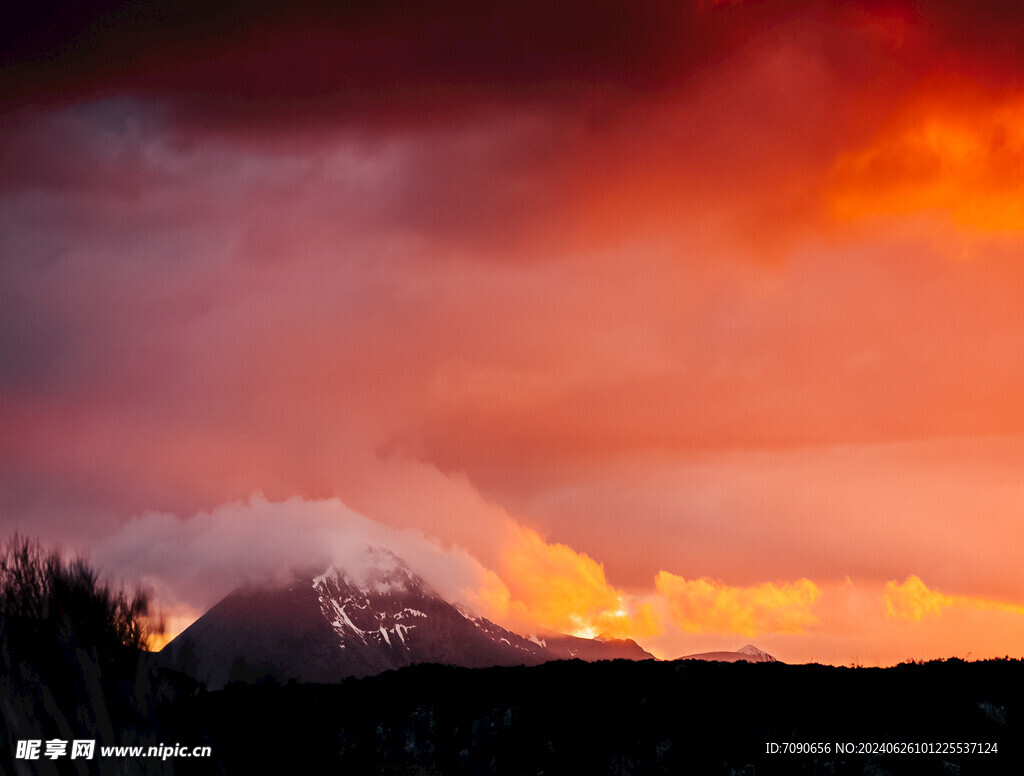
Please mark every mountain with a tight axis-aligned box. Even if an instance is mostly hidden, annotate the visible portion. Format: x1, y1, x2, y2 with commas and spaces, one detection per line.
677, 644, 778, 663
161, 546, 548, 688
530, 631, 656, 662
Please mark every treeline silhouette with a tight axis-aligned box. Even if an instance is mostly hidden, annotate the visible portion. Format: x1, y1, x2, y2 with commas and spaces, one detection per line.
166, 657, 1024, 775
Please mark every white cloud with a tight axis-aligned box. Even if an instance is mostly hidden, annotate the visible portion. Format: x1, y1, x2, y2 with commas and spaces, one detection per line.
91, 493, 503, 615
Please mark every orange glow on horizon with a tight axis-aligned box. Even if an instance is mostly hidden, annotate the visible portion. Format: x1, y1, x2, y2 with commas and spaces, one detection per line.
144, 607, 201, 652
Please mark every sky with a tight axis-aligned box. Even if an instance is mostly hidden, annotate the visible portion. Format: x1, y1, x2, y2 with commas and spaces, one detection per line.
2, 0, 1024, 665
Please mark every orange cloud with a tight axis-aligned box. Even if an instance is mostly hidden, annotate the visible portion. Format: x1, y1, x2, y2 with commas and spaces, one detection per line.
654, 572, 821, 636
885, 575, 1024, 621
831, 82, 1024, 234
492, 524, 662, 639
884, 575, 952, 620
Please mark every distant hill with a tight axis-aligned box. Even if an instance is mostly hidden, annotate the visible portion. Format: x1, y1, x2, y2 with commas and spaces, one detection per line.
678, 643, 778, 663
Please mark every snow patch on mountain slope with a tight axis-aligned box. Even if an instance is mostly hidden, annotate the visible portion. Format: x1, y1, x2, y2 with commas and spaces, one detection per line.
312, 554, 426, 652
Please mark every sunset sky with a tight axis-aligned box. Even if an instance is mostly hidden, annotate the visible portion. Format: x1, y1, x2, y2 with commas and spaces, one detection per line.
3, 0, 1024, 665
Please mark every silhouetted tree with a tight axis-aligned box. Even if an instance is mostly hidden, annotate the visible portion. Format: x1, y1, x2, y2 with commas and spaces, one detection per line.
0, 536, 186, 776
0, 533, 163, 650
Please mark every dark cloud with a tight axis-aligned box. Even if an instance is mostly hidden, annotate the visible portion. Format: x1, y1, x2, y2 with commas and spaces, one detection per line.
5, 0, 1023, 139
919, 0, 1024, 82
0, 0, 805, 128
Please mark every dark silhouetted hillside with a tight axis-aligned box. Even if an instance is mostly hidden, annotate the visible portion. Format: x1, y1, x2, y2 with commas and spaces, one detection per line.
163, 657, 1023, 775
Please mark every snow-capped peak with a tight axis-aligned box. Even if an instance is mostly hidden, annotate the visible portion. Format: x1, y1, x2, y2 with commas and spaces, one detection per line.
309, 546, 433, 654
313, 545, 419, 597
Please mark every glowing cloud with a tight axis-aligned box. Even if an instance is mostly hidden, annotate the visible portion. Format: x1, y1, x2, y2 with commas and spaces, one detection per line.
496, 524, 661, 639
831, 83, 1024, 234
92, 494, 510, 627
655, 572, 821, 636
885, 575, 1024, 621
884, 575, 952, 620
